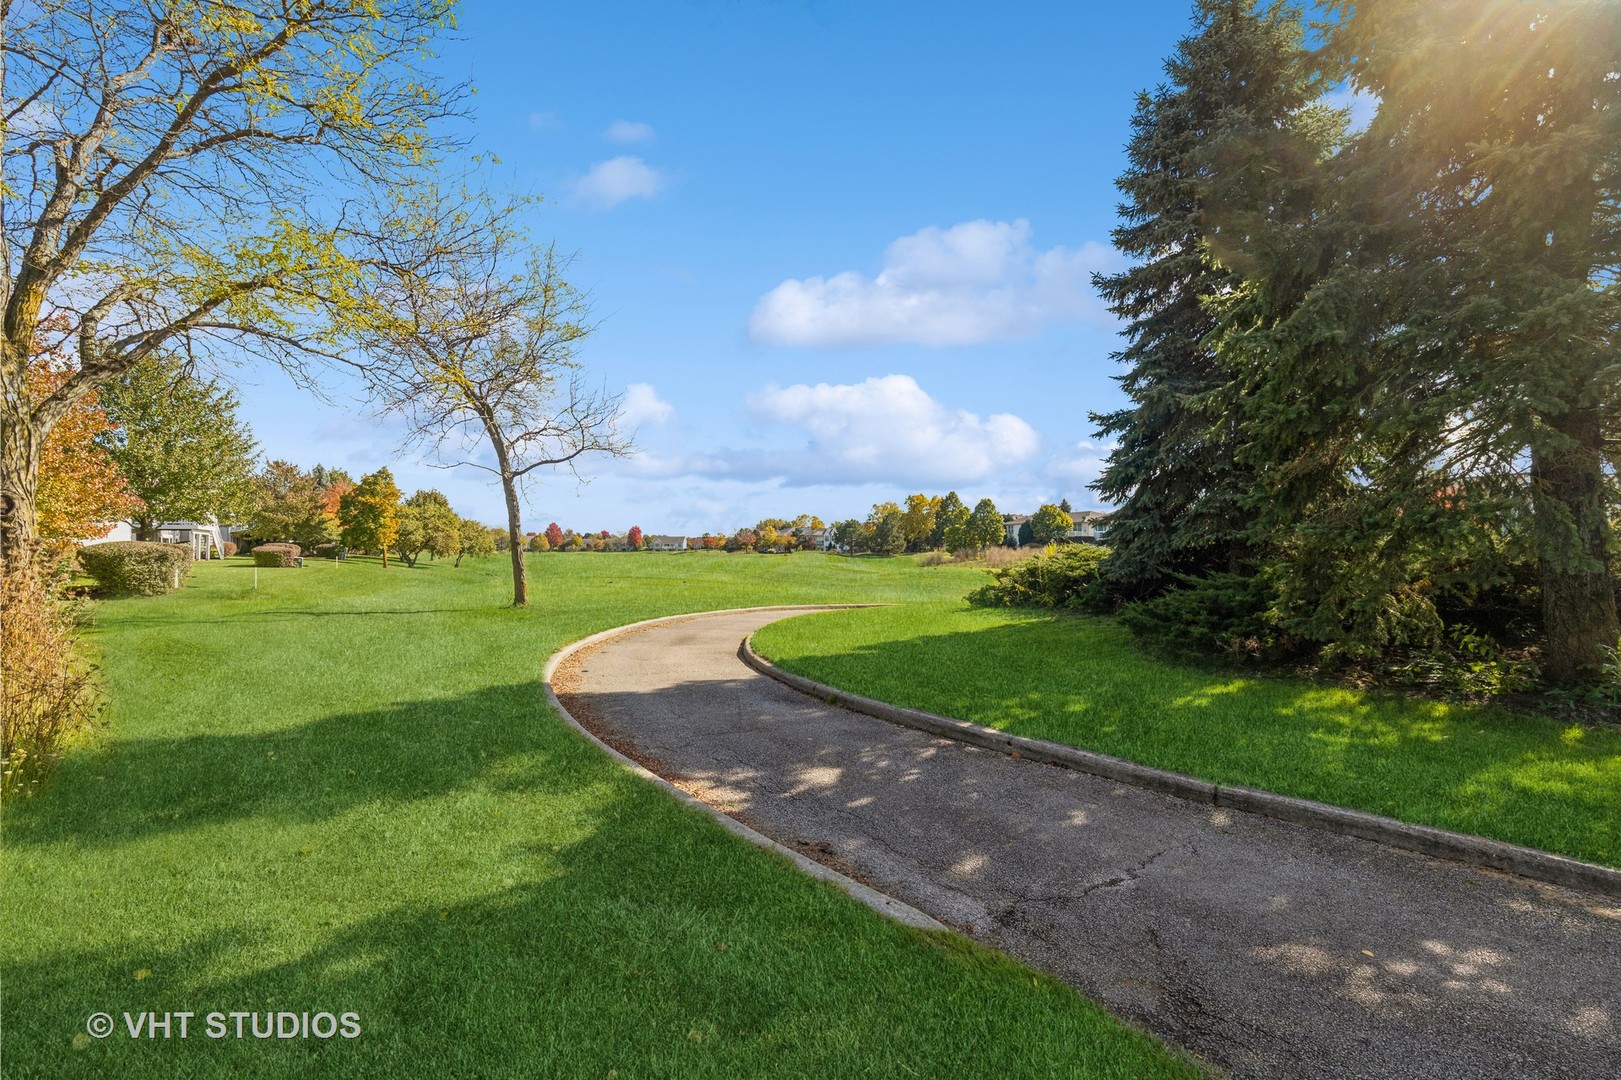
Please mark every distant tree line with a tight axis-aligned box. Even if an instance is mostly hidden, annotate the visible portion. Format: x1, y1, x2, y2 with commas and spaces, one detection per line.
244, 462, 495, 569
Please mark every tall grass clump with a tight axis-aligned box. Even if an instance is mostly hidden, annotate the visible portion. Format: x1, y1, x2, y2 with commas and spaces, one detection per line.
1, 552, 101, 793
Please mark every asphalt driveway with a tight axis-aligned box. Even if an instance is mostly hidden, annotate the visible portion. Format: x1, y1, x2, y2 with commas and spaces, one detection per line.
553, 607, 1621, 1080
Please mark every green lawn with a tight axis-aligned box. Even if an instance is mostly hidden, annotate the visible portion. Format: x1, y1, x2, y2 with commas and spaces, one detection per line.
3, 554, 1203, 1079
753, 603, 1621, 870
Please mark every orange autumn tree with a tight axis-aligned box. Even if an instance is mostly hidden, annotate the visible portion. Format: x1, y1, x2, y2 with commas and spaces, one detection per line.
29, 326, 141, 543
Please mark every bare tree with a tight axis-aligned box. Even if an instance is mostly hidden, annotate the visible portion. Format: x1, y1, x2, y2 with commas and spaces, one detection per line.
0, 0, 462, 560
363, 194, 632, 606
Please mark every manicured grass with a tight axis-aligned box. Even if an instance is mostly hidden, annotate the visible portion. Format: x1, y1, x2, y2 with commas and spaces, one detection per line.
2, 554, 1203, 1079
753, 602, 1621, 870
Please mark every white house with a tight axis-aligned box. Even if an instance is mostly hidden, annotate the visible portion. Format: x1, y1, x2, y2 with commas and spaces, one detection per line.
82, 519, 237, 560
645, 534, 688, 552
1066, 511, 1110, 544
1000, 510, 1110, 547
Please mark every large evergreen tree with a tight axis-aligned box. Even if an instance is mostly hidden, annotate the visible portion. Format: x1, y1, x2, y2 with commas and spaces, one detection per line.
1345, 0, 1618, 683
1090, 0, 1329, 594
1229, 0, 1621, 682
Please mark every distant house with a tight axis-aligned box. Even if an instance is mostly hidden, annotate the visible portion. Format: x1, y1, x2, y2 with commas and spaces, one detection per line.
1066, 510, 1110, 544
1003, 514, 1030, 546
645, 534, 688, 552
83, 519, 237, 560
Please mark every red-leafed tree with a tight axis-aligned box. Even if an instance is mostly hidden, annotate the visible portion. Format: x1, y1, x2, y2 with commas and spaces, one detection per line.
627, 525, 643, 550
544, 522, 564, 549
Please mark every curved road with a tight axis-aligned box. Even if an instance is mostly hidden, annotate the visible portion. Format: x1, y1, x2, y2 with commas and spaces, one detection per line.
553, 607, 1621, 1080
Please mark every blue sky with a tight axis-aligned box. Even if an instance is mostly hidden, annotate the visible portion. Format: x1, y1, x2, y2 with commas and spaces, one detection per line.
235, 1, 1258, 535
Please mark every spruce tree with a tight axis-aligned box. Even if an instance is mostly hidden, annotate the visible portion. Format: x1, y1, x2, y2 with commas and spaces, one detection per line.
1090, 0, 1327, 594
1236, 0, 1620, 682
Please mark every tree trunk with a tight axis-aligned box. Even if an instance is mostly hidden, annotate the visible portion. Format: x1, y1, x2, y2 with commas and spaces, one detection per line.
135, 517, 158, 541
1531, 408, 1619, 685
0, 405, 40, 565
478, 420, 527, 606
502, 474, 527, 606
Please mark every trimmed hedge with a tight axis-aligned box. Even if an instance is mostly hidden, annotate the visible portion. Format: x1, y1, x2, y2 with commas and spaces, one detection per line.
252, 543, 301, 568
222, 541, 238, 557
312, 542, 341, 560
77, 542, 193, 596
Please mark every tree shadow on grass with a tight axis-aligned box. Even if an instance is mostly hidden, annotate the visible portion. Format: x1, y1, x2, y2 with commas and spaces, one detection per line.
3, 682, 609, 851
95, 606, 503, 628
0, 779, 1184, 1080
770, 619, 1621, 866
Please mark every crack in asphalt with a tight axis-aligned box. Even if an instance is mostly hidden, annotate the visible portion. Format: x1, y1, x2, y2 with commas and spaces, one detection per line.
557, 607, 1621, 1080
1075, 847, 1173, 899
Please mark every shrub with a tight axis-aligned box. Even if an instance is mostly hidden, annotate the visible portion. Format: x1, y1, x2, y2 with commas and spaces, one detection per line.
252, 543, 300, 567
312, 542, 340, 560
77, 541, 193, 595
968, 544, 1111, 609
2, 559, 102, 792
222, 541, 238, 557
1387, 626, 1540, 702
1117, 572, 1279, 657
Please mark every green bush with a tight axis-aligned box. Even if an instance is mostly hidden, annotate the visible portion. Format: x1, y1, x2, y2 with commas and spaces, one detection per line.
77, 541, 193, 596
1117, 572, 1279, 657
312, 542, 340, 560
252, 543, 301, 567
1387, 626, 1540, 702
968, 544, 1111, 609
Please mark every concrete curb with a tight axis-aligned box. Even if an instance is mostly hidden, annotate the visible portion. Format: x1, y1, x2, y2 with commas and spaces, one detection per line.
741, 632, 1621, 897
541, 606, 947, 933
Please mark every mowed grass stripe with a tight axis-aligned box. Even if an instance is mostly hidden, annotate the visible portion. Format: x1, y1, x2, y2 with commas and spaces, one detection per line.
3, 554, 1202, 1079
753, 602, 1621, 870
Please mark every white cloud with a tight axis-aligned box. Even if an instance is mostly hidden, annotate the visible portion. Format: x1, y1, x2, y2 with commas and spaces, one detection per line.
527, 110, 561, 132
603, 119, 655, 144
574, 156, 667, 209
748, 219, 1117, 347
729, 374, 1038, 486
617, 382, 674, 429
616, 375, 1039, 488
1322, 84, 1379, 134
1046, 439, 1115, 489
